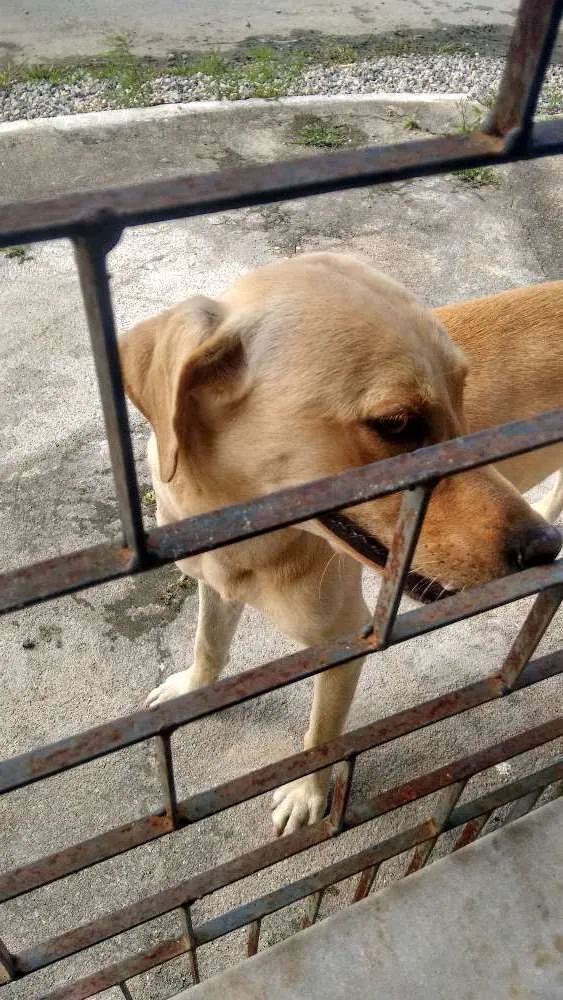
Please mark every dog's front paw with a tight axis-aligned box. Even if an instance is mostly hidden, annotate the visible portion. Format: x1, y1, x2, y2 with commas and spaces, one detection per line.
272, 775, 327, 835
145, 669, 197, 709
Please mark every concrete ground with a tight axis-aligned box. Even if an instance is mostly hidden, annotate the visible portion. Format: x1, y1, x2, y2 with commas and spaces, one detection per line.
2, 0, 520, 62
0, 96, 561, 999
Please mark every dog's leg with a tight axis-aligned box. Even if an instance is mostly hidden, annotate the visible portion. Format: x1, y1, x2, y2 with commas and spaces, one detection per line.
533, 469, 563, 524
265, 555, 369, 835
272, 656, 365, 835
146, 581, 243, 708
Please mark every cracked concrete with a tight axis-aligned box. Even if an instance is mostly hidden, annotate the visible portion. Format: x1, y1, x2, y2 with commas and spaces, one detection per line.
0, 96, 561, 999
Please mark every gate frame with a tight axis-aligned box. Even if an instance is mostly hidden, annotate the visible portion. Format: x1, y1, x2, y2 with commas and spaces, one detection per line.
0, 1, 562, 997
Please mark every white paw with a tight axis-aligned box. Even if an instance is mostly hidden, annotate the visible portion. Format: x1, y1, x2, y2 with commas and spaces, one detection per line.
145, 669, 198, 709
272, 776, 327, 836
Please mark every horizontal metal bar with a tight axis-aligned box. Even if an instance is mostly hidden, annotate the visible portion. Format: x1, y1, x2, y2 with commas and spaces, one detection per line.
11, 717, 562, 977
2, 410, 563, 616
193, 821, 436, 948
0, 813, 173, 902
37, 761, 563, 1000
180, 652, 562, 825
445, 759, 563, 829
14, 817, 334, 975
0, 540, 138, 616
2, 562, 562, 800
42, 936, 190, 1000
1, 119, 562, 250
487, 0, 563, 140
2, 649, 559, 904
345, 717, 563, 828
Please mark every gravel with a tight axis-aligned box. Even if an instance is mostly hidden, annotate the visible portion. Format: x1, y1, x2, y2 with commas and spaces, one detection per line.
1, 54, 563, 122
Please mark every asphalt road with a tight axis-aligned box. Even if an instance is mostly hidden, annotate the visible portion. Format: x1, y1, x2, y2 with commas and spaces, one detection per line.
2, 0, 519, 61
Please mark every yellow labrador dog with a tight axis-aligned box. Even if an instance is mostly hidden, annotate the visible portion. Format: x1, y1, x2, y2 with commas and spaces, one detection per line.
119, 253, 563, 835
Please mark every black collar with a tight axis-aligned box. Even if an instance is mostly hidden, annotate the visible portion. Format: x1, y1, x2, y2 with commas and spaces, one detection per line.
318, 512, 450, 604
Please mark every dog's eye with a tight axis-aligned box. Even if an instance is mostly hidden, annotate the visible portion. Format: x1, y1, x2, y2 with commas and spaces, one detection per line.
364, 413, 426, 444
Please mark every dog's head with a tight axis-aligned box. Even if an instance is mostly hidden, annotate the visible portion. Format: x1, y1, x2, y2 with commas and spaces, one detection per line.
120, 253, 560, 594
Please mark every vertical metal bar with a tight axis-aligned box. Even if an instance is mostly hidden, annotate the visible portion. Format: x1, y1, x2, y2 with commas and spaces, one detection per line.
328, 759, 356, 833
452, 813, 490, 851
247, 919, 262, 956
487, 0, 563, 142
181, 906, 201, 984
302, 892, 324, 929
499, 584, 563, 690
155, 733, 179, 823
405, 781, 465, 874
352, 864, 381, 902
409, 587, 561, 867
504, 788, 542, 822
372, 486, 433, 645
0, 938, 14, 984
155, 733, 201, 983
73, 230, 146, 561
302, 759, 356, 928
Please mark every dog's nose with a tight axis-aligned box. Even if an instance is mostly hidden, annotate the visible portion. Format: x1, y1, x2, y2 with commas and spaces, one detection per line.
506, 522, 562, 571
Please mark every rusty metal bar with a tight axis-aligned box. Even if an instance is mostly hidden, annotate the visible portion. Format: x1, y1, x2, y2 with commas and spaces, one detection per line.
371, 486, 433, 644
154, 735, 201, 984
0, 812, 173, 903
486, 0, 563, 141
451, 813, 491, 851
445, 759, 563, 830
2, 651, 559, 904
403, 577, 563, 875
14, 817, 333, 975
155, 733, 179, 823
246, 919, 262, 957
43, 936, 190, 1000
413, 573, 563, 868
328, 759, 356, 834
3, 563, 562, 801
73, 234, 146, 560
345, 718, 563, 830
193, 821, 437, 947
405, 781, 465, 874
499, 584, 563, 689
180, 906, 200, 985
2, 410, 563, 617
2, 118, 563, 251
301, 758, 356, 928
11, 717, 561, 978
352, 863, 381, 903
504, 788, 543, 822
37, 762, 563, 1000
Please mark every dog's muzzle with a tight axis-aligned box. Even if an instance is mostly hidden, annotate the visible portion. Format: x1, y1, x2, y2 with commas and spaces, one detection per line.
318, 512, 452, 604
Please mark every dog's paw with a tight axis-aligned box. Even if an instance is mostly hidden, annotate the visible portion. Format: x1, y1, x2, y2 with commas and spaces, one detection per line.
272, 776, 327, 836
145, 670, 197, 709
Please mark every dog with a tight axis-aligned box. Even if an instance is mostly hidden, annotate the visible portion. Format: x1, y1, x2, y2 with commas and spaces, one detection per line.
119, 253, 563, 835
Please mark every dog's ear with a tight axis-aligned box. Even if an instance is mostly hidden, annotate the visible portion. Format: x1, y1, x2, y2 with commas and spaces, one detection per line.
119, 296, 244, 482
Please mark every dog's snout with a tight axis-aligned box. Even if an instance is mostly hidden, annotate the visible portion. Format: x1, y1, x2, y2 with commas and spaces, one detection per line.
506, 521, 562, 571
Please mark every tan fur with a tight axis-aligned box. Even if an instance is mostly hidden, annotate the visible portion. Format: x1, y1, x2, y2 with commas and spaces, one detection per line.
119, 253, 562, 834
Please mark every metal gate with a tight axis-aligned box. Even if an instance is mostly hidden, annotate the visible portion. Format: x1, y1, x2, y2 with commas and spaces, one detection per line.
1, 0, 562, 997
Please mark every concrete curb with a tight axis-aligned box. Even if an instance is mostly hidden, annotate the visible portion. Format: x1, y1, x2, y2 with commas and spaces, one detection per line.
0, 90, 469, 136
